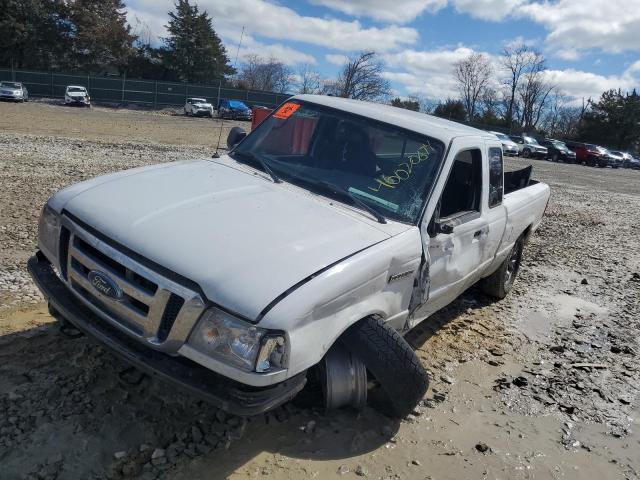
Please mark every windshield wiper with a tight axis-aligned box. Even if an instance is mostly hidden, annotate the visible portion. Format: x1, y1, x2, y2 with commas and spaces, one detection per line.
231, 150, 281, 184
319, 181, 386, 224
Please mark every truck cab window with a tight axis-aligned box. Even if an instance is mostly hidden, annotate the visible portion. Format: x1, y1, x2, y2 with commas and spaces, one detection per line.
488, 147, 503, 208
439, 149, 482, 219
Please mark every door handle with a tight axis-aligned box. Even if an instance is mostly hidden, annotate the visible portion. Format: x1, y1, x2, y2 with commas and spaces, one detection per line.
474, 227, 488, 239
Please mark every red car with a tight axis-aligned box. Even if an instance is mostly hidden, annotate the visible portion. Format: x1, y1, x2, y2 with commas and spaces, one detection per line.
565, 141, 606, 167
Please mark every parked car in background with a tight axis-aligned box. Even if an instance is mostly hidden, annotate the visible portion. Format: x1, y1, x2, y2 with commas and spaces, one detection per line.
539, 139, 577, 163
184, 97, 214, 117
565, 141, 605, 167
218, 99, 252, 120
489, 131, 520, 156
509, 135, 548, 159
0, 81, 29, 102
610, 151, 638, 169
595, 147, 622, 168
623, 157, 640, 169
64, 86, 90, 107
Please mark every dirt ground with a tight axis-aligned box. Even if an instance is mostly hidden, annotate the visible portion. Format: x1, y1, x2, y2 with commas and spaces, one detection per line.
0, 101, 638, 480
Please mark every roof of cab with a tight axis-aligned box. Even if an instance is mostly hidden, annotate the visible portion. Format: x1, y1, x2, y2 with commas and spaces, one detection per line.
292, 94, 494, 144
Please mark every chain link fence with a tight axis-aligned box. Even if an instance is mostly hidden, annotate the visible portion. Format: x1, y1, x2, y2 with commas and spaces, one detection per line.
0, 68, 291, 109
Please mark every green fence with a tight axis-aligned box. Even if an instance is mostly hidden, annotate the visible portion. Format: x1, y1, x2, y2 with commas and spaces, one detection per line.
0, 68, 291, 109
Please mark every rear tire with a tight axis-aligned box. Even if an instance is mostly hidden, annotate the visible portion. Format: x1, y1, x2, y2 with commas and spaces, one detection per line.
340, 317, 429, 418
481, 235, 524, 299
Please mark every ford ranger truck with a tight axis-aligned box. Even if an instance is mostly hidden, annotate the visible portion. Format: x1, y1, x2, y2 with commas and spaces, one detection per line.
28, 95, 550, 418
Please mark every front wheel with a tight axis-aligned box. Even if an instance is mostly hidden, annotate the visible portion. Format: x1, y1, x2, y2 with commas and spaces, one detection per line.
522, 149, 531, 158
481, 236, 524, 299
340, 317, 429, 418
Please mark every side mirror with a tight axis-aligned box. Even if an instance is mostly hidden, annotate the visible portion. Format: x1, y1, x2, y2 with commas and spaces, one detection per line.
227, 127, 247, 149
435, 221, 454, 235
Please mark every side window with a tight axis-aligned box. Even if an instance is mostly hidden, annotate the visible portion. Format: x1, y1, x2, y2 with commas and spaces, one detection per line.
488, 147, 503, 208
439, 149, 482, 219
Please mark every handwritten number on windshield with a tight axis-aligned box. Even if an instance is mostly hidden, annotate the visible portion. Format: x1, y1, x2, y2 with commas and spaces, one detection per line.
368, 144, 431, 192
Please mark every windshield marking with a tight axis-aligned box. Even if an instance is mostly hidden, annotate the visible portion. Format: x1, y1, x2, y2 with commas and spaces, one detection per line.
368, 144, 431, 192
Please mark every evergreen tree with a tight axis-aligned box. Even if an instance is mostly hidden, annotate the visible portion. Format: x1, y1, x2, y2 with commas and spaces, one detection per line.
0, 0, 72, 70
433, 99, 467, 121
391, 97, 420, 111
67, 0, 136, 73
579, 89, 640, 150
162, 0, 235, 84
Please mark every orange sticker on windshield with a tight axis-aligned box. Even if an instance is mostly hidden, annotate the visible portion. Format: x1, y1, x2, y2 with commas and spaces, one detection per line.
273, 102, 300, 119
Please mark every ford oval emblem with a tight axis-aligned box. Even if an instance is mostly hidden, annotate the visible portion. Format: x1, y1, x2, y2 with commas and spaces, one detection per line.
87, 270, 124, 300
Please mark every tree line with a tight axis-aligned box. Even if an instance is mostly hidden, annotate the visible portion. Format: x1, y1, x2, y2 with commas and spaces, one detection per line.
1, 2, 637, 150
1, 0, 234, 83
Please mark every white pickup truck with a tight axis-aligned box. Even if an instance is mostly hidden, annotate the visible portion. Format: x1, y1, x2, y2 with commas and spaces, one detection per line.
29, 95, 550, 417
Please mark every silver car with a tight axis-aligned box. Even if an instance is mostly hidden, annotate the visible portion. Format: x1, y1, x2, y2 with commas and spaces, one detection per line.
489, 131, 520, 156
0, 81, 29, 102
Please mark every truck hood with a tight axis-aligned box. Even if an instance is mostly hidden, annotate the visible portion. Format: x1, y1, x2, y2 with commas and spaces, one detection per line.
62, 160, 391, 320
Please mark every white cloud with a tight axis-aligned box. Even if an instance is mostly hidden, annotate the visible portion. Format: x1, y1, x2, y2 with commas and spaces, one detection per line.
310, 0, 446, 23
325, 54, 349, 65
520, 0, 640, 54
236, 37, 317, 65
127, 0, 418, 53
382, 46, 487, 99
542, 67, 639, 102
311, 0, 523, 23
383, 45, 639, 103
451, 0, 525, 21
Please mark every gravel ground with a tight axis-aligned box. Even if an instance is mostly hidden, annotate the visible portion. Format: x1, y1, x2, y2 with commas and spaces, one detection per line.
0, 101, 638, 480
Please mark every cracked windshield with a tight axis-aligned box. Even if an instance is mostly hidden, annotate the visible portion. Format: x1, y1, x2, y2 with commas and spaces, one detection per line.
234, 101, 446, 223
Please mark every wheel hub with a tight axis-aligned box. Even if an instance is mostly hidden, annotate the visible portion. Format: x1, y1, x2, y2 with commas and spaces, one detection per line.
321, 343, 367, 411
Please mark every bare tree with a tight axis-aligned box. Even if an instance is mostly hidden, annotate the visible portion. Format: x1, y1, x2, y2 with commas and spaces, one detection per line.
502, 44, 531, 128
237, 54, 293, 93
453, 52, 493, 120
544, 94, 590, 138
296, 63, 321, 94
516, 50, 554, 129
333, 51, 390, 101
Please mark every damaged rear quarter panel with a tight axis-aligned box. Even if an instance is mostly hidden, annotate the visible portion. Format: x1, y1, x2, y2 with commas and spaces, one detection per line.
259, 228, 423, 378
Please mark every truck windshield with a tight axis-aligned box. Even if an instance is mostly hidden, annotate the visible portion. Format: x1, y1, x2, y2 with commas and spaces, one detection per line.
233, 100, 446, 224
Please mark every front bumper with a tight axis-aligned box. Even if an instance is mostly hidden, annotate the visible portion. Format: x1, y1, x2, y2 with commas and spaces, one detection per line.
27, 252, 306, 416
0, 93, 22, 100
66, 97, 90, 104
503, 145, 519, 156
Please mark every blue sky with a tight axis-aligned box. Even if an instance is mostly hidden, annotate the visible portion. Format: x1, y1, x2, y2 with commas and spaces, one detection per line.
125, 0, 640, 102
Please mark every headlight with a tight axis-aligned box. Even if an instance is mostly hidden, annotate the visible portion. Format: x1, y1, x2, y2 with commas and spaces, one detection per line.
38, 204, 60, 263
188, 307, 287, 373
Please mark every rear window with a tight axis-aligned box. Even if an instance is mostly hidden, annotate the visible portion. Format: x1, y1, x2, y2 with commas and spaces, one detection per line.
488, 147, 503, 208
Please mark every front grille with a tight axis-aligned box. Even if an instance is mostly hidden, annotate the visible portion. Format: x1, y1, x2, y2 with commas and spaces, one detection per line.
59, 216, 205, 352
158, 294, 185, 342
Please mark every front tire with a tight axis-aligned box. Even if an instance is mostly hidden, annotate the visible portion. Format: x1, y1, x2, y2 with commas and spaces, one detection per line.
340, 317, 429, 418
481, 236, 524, 299
522, 149, 531, 158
